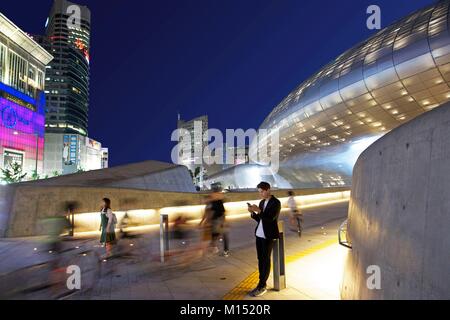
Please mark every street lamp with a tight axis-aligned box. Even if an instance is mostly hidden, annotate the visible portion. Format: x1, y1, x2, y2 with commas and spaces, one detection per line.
34, 132, 39, 175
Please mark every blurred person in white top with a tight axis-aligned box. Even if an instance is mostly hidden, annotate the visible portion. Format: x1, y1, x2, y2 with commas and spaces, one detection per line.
287, 191, 302, 230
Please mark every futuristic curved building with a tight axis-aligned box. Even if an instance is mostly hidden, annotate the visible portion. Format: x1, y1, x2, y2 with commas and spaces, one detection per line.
206, 0, 450, 189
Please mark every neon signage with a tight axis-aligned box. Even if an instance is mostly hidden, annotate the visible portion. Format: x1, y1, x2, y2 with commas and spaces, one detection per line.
0, 89, 36, 112
2, 106, 17, 129
0, 84, 44, 136
74, 38, 90, 63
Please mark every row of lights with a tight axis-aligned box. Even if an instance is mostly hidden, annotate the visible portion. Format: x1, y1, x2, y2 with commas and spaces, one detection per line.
276, 76, 450, 156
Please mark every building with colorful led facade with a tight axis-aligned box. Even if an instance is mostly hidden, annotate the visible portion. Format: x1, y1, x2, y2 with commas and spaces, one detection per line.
205, 0, 450, 189
35, 0, 90, 136
0, 13, 53, 179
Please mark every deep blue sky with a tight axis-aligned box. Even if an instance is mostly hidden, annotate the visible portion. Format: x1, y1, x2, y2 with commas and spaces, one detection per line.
1, 0, 435, 166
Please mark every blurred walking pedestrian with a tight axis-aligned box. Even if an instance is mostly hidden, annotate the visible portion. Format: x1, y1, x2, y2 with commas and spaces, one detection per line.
287, 191, 303, 237
119, 212, 130, 238
172, 215, 191, 245
39, 215, 71, 255
209, 187, 229, 256
199, 195, 213, 254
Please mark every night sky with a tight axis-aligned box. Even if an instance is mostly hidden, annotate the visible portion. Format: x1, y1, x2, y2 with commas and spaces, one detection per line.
0, 0, 435, 166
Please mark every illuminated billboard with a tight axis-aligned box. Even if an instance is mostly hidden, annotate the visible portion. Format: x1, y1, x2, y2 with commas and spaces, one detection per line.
62, 134, 79, 174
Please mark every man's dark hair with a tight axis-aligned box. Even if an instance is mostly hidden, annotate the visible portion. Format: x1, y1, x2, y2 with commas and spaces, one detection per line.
288, 191, 294, 196
257, 181, 271, 191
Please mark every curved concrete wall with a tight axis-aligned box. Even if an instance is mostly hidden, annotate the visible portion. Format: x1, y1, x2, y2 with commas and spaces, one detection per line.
341, 101, 450, 299
0, 184, 349, 237
18, 160, 196, 193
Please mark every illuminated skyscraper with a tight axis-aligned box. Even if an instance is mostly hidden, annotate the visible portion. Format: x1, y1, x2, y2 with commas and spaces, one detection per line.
33, 0, 106, 176
35, 0, 91, 136
176, 115, 208, 187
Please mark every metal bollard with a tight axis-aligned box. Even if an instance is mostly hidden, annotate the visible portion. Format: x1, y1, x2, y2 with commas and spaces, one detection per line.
66, 203, 76, 237
67, 210, 74, 237
273, 220, 286, 291
160, 213, 170, 263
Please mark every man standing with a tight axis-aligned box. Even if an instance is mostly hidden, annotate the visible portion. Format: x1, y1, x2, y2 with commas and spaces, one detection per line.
247, 181, 281, 297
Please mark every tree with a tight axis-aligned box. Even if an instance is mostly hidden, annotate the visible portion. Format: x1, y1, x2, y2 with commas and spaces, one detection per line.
1, 162, 27, 184
31, 170, 40, 181
194, 166, 201, 178
192, 166, 202, 185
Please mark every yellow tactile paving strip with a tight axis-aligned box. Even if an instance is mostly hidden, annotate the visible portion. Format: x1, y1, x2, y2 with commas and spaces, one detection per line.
223, 237, 338, 300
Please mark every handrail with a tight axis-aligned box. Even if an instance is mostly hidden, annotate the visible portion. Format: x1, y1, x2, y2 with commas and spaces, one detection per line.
338, 219, 352, 249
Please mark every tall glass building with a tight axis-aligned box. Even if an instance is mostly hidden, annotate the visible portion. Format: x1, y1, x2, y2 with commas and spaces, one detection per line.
0, 13, 53, 178
206, 0, 450, 189
32, 0, 106, 177
176, 115, 208, 187
35, 0, 90, 136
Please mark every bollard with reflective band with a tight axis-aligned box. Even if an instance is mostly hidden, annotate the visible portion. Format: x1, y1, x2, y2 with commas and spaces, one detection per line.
273, 220, 286, 291
160, 213, 169, 263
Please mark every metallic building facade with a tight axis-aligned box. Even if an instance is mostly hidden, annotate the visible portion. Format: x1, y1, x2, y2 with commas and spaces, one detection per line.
256, 0, 450, 188
205, 1, 450, 189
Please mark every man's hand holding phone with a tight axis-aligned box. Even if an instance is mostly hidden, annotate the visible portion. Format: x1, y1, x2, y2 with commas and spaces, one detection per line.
247, 203, 261, 213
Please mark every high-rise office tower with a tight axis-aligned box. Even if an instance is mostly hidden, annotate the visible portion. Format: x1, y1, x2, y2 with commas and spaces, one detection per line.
35, 0, 91, 136
176, 115, 208, 187
33, 0, 105, 176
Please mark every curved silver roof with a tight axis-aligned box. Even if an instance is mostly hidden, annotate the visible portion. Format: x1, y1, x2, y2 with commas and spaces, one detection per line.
260, 0, 450, 161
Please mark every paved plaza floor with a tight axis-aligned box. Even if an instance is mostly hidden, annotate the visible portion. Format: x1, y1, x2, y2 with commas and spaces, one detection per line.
0, 201, 349, 300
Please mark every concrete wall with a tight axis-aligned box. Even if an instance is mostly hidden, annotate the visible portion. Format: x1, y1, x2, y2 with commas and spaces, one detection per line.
341, 102, 450, 299
0, 186, 14, 237
0, 185, 349, 237
104, 166, 196, 192
27, 160, 196, 193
